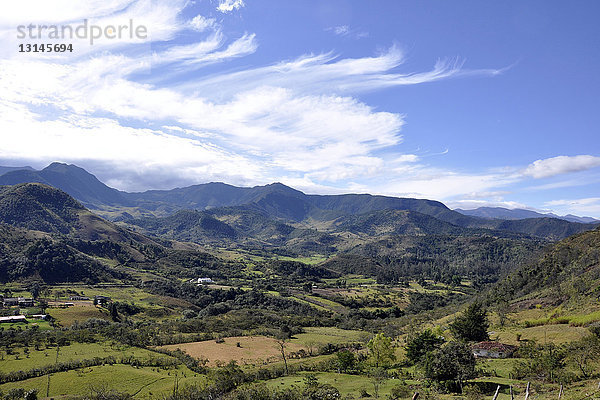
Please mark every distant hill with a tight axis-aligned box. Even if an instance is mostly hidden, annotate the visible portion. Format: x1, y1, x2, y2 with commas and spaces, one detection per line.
126, 206, 340, 254
0, 165, 34, 176
332, 209, 467, 236
456, 206, 599, 224
0, 183, 153, 243
0, 162, 133, 208
1, 162, 597, 241
0, 183, 231, 284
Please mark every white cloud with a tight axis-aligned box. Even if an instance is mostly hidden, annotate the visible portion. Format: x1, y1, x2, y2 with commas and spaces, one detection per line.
180, 48, 504, 102
326, 25, 368, 39
447, 199, 529, 210
189, 14, 217, 32
523, 155, 600, 179
394, 154, 420, 163
217, 0, 245, 13
0, 108, 262, 191
332, 25, 350, 36
544, 198, 600, 218
0, 0, 514, 197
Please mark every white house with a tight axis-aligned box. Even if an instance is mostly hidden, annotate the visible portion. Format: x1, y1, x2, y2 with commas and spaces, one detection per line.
194, 278, 214, 284
0, 315, 27, 323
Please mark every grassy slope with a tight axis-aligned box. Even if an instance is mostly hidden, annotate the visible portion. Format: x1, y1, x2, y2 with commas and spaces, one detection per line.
0, 364, 205, 398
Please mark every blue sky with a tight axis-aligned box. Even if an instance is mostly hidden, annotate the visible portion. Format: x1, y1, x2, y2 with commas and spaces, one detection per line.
0, 0, 599, 217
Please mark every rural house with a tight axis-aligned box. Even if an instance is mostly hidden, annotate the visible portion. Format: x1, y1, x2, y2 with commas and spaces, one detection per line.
18, 298, 35, 307
194, 277, 214, 284
2, 298, 20, 307
0, 315, 27, 323
472, 341, 516, 358
94, 295, 112, 306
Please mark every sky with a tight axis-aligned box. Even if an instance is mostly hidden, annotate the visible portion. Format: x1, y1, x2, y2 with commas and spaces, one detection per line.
0, 0, 599, 217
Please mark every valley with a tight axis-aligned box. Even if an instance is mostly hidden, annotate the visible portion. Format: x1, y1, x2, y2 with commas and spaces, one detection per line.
0, 165, 599, 399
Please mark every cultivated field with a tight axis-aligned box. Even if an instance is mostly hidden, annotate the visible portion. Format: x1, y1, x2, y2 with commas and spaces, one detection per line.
160, 336, 306, 367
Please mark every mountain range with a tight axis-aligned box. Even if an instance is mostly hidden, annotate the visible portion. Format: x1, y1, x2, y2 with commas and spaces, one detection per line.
0, 166, 597, 294
0, 163, 598, 246
455, 206, 598, 224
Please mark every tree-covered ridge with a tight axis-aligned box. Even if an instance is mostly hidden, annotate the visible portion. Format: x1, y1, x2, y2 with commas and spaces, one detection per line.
0, 183, 83, 234
489, 227, 600, 302
0, 223, 114, 283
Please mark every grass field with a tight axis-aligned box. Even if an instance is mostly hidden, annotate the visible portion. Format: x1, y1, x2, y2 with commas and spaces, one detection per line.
0, 342, 173, 373
264, 371, 404, 398
47, 303, 109, 326
291, 327, 370, 347
290, 293, 347, 313
0, 320, 52, 331
495, 324, 590, 345
0, 364, 206, 399
276, 255, 328, 265
160, 336, 307, 367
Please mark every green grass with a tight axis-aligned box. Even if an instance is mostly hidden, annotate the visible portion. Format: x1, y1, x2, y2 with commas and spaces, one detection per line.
48, 304, 109, 326
522, 310, 600, 328
292, 327, 370, 347
289, 296, 330, 312
477, 358, 522, 379
0, 342, 173, 373
276, 255, 328, 265
0, 320, 52, 330
495, 324, 589, 345
0, 364, 206, 398
264, 371, 403, 398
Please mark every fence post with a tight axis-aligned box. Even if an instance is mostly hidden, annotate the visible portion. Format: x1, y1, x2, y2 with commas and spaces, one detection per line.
492, 385, 501, 400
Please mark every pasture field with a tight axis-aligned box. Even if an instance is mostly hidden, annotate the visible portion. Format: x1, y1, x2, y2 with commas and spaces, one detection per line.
47, 303, 109, 326
288, 295, 330, 312
275, 255, 328, 265
291, 327, 370, 347
0, 342, 173, 373
0, 364, 205, 399
0, 320, 52, 331
264, 371, 403, 398
290, 293, 346, 313
159, 336, 306, 367
495, 324, 590, 345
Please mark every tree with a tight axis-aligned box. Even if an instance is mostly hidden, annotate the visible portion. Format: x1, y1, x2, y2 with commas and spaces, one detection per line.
449, 302, 489, 342
336, 350, 356, 373
424, 341, 476, 392
405, 329, 445, 364
276, 338, 289, 375
28, 282, 41, 300
369, 367, 388, 399
568, 335, 600, 379
513, 342, 567, 383
367, 332, 396, 368
108, 302, 120, 322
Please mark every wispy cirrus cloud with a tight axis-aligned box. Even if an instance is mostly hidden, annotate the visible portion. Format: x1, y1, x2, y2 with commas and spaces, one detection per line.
0, 0, 536, 207
183, 47, 500, 100
326, 25, 369, 39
